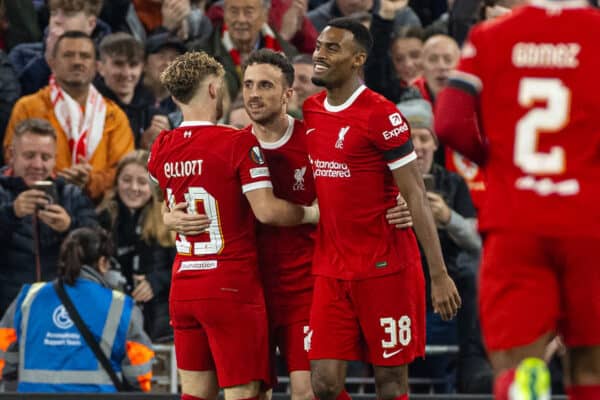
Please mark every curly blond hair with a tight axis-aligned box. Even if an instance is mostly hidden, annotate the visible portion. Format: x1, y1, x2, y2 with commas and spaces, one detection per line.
160, 51, 225, 104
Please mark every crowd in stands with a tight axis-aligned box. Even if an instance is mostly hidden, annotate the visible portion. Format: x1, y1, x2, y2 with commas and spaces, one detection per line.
0, 0, 584, 394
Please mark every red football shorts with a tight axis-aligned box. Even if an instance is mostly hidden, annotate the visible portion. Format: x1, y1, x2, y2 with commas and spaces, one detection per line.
308, 264, 425, 366
170, 298, 271, 387
480, 232, 600, 351
269, 303, 311, 372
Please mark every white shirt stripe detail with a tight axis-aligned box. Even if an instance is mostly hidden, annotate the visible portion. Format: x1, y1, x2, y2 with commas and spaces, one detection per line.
242, 180, 273, 193
324, 85, 367, 112
179, 120, 214, 127
388, 151, 417, 170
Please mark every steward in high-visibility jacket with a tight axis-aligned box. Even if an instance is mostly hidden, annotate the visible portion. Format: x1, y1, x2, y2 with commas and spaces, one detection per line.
0, 265, 154, 392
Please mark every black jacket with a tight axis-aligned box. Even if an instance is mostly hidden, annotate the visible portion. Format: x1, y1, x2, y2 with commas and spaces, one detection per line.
0, 51, 21, 164
98, 199, 175, 340
0, 171, 98, 313
94, 77, 162, 146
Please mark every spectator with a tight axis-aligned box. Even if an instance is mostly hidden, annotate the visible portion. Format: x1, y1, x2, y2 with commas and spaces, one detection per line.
365, 0, 424, 103
2, 0, 42, 51
191, 0, 299, 101
289, 53, 321, 117
206, 0, 318, 54
96, 32, 167, 148
413, 34, 459, 103
142, 32, 187, 117
9, 0, 110, 96
0, 118, 97, 314
130, 0, 212, 44
97, 150, 175, 341
227, 94, 252, 128
0, 50, 20, 163
308, 0, 421, 35
394, 99, 486, 393
4, 31, 135, 201
0, 227, 154, 392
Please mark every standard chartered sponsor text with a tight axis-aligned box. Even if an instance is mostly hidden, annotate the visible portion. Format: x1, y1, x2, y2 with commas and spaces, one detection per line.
313, 159, 352, 178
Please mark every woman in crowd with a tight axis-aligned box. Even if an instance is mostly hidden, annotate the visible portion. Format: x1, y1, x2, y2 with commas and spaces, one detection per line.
97, 149, 175, 341
0, 227, 154, 392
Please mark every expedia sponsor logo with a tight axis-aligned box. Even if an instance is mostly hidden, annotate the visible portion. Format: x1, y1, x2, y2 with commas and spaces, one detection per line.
250, 146, 266, 165
383, 124, 409, 140
312, 159, 351, 178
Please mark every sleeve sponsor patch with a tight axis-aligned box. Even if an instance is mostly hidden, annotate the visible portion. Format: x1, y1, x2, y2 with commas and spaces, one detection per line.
388, 112, 404, 127
250, 167, 270, 178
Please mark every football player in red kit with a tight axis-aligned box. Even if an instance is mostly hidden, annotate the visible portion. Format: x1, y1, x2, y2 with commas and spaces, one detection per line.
148, 51, 319, 400
303, 17, 461, 400
435, 1, 600, 399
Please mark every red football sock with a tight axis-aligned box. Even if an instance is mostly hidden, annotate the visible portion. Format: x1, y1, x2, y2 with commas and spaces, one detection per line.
567, 385, 600, 400
336, 390, 352, 400
494, 368, 516, 400
181, 396, 206, 400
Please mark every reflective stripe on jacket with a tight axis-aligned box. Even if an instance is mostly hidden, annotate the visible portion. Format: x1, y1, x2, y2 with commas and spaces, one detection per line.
0, 267, 154, 392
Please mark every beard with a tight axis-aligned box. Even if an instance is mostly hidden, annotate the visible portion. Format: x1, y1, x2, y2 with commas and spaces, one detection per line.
251, 108, 281, 126
311, 76, 327, 87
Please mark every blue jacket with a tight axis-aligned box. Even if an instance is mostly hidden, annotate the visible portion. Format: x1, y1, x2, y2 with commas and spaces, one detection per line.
0, 267, 154, 392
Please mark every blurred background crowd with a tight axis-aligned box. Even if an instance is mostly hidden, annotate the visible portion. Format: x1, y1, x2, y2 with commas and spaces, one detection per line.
0, 0, 593, 394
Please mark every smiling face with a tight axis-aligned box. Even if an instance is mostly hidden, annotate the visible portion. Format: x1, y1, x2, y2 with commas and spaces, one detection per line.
98, 54, 143, 102
422, 35, 460, 97
312, 26, 362, 89
11, 132, 57, 186
117, 162, 152, 211
391, 37, 423, 84
243, 63, 291, 125
224, 0, 267, 48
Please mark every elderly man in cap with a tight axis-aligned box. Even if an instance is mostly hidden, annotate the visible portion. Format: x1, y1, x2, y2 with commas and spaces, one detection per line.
395, 98, 488, 393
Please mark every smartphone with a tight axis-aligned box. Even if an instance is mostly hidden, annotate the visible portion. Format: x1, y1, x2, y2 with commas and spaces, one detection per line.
32, 180, 58, 205
422, 174, 436, 192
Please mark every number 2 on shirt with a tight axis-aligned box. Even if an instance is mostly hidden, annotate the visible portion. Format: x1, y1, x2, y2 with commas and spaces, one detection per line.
515, 77, 570, 175
166, 187, 224, 255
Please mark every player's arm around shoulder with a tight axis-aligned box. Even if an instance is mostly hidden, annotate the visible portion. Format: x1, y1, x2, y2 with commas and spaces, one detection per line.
245, 186, 319, 226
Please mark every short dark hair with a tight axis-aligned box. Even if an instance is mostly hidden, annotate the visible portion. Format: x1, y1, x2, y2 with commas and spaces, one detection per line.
49, 0, 103, 16
242, 49, 295, 88
392, 25, 425, 43
326, 17, 373, 54
99, 32, 144, 63
292, 53, 313, 65
53, 30, 96, 58
14, 118, 57, 141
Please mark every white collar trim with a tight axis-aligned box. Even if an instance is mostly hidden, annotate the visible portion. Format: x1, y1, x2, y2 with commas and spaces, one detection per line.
324, 85, 367, 112
530, 0, 589, 9
253, 115, 295, 150
179, 120, 214, 127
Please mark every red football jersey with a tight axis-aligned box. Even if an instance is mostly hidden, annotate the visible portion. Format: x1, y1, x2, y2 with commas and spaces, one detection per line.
303, 85, 421, 280
243, 117, 317, 305
148, 121, 272, 302
451, 1, 600, 237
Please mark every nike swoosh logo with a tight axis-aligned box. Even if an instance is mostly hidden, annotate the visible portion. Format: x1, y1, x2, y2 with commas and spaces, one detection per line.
306, 128, 316, 134
382, 348, 404, 359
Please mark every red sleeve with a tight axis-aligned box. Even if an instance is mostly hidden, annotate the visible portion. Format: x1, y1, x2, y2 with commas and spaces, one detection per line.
232, 131, 273, 193
434, 25, 488, 166
368, 100, 416, 170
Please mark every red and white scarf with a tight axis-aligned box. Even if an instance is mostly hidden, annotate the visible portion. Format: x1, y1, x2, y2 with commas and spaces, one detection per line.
49, 76, 106, 165
222, 23, 282, 69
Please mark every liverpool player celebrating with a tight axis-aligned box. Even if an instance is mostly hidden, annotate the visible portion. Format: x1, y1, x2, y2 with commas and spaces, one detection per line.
303, 17, 461, 400
148, 52, 318, 400
241, 49, 318, 400
436, 1, 600, 399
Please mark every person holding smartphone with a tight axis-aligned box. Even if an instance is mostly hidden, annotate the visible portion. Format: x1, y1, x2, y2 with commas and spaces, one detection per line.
0, 118, 97, 314
391, 99, 486, 393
